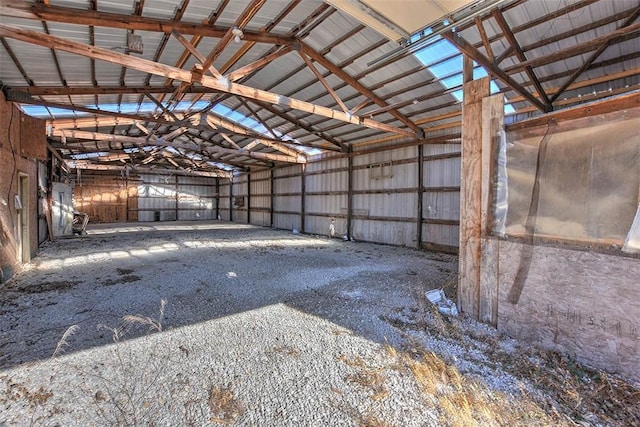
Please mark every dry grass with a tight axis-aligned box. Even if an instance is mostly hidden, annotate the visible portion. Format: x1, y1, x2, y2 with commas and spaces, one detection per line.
338, 354, 389, 402
383, 344, 565, 427
122, 298, 166, 333
271, 344, 301, 357
52, 324, 79, 358
208, 386, 244, 424
345, 369, 389, 401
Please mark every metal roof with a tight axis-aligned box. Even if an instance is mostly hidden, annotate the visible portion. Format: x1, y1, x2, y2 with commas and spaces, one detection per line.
0, 0, 638, 175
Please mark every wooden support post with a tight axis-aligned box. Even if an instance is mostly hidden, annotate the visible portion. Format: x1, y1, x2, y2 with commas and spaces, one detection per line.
270, 168, 275, 228
175, 175, 179, 221
417, 143, 424, 249
215, 178, 220, 220
229, 176, 233, 222
300, 164, 306, 233
479, 94, 504, 327
458, 77, 490, 320
347, 149, 354, 239
247, 172, 251, 225
463, 54, 474, 84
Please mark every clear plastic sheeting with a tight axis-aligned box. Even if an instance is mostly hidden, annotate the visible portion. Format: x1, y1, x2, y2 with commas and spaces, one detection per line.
623, 205, 640, 253
493, 129, 509, 236
498, 106, 640, 246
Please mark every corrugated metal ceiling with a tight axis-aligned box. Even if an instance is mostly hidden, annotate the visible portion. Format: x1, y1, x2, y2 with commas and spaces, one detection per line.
0, 0, 638, 175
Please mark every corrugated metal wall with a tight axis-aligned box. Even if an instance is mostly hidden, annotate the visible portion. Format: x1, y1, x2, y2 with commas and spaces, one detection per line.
106, 138, 462, 251
273, 165, 303, 231
232, 174, 249, 224
422, 144, 461, 251
221, 138, 462, 252
249, 169, 271, 227
305, 157, 348, 237
137, 174, 217, 222
352, 146, 418, 247
219, 178, 231, 221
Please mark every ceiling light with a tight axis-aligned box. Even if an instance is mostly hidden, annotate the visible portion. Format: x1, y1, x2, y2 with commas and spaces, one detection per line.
231, 27, 244, 43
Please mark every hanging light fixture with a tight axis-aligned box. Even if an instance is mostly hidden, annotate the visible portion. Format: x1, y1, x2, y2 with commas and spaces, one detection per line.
232, 26, 244, 43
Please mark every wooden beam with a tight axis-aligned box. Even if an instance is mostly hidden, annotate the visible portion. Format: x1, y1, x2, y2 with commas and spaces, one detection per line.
0, 1, 293, 45
199, 0, 266, 73
227, 47, 293, 82
416, 143, 423, 249
492, 9, 551, 109
257, 139, 306, 159
299, 50, 349, 114
252, 100, 346, 151
0, 36, 34, 86
66, 161, 231, 178
347, 147, 353, 239
550, 6, 640, 103
474, 16, 494, 61
0, 24, 415, 139
507, 90, 640, 131
458, 77, 490, 320
442, 31, 550, 113
299, 40, 422, 135
54, 129, 307, 164
171, 31, 223, 79
238, 98, 278, 139
504, 21, 640, 74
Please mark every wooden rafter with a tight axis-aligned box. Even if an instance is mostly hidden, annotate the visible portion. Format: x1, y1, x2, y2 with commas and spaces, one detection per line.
0, 24, 416, 139
203, 0, 266, 72
252, 100, 345, 152
237, 98, 278, 139
474, 16, 494, 61
0, 1, 293, 45
492, 9, 551, 109
171, 31, 223, 79
298, 41, 422, 135
219, 0, 301, 77
550, 6, 640, 103
227, 47, 293, 82
54, 129, 306, 164
66, 161, 231, 178
504, 21, 640, 74
0, 36, 34, 86
442, 31, 550, 113
299, 50, 349, 114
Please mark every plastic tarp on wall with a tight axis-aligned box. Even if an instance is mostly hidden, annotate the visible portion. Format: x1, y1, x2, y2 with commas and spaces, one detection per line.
496, 105, 640, 252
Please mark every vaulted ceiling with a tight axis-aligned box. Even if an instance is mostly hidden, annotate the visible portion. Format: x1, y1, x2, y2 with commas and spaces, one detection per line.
1, 0, 638, 176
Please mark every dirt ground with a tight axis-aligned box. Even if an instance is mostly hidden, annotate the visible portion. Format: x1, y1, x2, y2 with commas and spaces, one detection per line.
0, 221, 638, 426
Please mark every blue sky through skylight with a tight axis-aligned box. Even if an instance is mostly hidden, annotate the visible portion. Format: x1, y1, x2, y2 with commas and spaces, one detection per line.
412, 37, 515, 114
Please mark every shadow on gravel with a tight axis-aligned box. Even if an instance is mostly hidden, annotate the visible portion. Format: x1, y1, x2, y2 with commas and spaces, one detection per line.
0, 221, 457, 370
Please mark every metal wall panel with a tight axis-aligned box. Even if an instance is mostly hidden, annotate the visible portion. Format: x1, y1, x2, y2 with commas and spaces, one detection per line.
422, 146, 461, 249
349, 147, 420, 246
232, 176, 248, 224
137, 174, 177, 222
137, 174, 218, 222
218, 180, 231, 221
226, 143, 463, 252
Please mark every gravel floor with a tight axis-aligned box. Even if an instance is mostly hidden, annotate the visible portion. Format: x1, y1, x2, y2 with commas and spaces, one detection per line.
0, 221, 623, 426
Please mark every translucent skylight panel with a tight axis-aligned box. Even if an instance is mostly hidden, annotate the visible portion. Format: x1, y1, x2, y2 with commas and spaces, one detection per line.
412, 35, 515, 114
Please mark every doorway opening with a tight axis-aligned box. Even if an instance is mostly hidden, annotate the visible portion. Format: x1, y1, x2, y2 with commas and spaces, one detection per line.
17, 174, 30, 264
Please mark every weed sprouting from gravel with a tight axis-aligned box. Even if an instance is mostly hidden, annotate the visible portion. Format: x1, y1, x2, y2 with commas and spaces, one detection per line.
208, 386, 244, 424
52, 324, 79, 358
122, 298, 166, 333
58, 300, 174, 425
